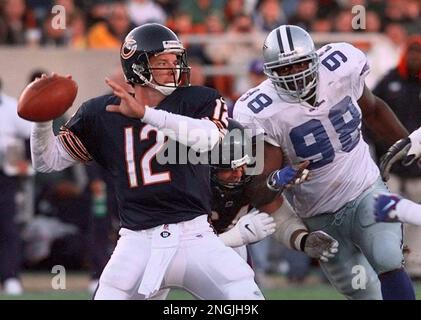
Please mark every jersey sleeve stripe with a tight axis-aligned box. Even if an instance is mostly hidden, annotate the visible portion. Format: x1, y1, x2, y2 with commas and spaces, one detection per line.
58, 128, 92, 162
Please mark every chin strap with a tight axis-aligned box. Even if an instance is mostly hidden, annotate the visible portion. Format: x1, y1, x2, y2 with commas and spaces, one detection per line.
137, 73, 177, 96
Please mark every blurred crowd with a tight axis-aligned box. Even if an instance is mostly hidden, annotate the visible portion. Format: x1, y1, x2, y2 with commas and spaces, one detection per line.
0, 0, 420, 100
0, 0, 419, 47
0, 0, 420, 295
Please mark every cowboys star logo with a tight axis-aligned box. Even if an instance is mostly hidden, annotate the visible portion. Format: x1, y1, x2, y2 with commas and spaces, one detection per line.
121, 37, 137, 60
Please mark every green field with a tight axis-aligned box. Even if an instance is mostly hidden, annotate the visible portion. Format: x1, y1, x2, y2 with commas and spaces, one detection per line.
2, 279, 421, 300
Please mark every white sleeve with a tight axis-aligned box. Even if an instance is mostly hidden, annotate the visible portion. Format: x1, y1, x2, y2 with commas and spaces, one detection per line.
396, 199, 421, 226
30, 121, 79, 172
142, 107, 224, 152
272, 198, 308, 250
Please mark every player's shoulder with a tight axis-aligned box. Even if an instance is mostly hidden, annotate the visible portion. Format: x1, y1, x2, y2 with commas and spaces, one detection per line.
233, 80, 278, 119
173, 85, 220, 103
76, 93, 118, 117
318, 42, 368, 79
319, 42, 365, 58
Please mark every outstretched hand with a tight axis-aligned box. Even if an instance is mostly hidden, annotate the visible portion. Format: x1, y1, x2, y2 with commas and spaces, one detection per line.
267, 160, 310, 191
105, 77, 146, 118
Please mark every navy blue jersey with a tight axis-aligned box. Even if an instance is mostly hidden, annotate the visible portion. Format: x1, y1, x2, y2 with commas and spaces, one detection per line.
59, 86, 228, 230
210, 179, 253, 234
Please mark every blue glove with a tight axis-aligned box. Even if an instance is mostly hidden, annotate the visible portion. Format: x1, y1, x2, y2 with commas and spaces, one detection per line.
374, 193, 402, 223
272, 166, 297, 188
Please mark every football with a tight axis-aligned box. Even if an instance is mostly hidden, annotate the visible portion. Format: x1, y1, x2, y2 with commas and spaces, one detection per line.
17, 75, 78, 122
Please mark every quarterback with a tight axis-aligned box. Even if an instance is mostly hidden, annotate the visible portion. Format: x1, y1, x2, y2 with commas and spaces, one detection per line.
234, 25, 415, 300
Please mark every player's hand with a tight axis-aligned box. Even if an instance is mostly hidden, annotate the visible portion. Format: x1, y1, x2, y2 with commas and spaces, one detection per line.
373, 193, 402, 223
380, 128, 421, 181
303, 230, 339, 262
267, 160, 310, 191
105, 77, 146, 118
237, 209, 276, 245
380, 138, 411, 181
218, 209, 276, 247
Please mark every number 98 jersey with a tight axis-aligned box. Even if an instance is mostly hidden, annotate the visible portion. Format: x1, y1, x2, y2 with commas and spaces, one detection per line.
233, 43, 379, 218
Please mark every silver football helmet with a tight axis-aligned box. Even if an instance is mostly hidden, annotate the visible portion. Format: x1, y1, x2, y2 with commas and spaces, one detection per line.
263, 25, 319, 104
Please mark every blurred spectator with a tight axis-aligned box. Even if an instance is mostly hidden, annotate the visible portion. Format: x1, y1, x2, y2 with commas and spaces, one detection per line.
365, 10, 382, 33
0, 0, 39, 45
87, 2, 133, 48
253, 0, 286, 33
333, 9, 354, 32
311, 17, 333, 33
0, 77, 33, 295
127, 0, 167, 26
364, 22, 407, 88
41, 13, 69, 46
369, 35, 421, 278
180, 0, 225, 27
69, 10, 88, 48
234, 58, 266, 102
384, 0, 407, 24
224, 0, 245, 25
288, 0, 318, 31
155, 0, 180, 17
189, 58, 207, 86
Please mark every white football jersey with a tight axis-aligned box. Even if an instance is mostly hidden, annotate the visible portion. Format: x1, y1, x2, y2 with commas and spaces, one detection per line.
234, 43, 379, 218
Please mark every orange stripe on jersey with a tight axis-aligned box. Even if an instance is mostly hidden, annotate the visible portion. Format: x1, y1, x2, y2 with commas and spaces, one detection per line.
58, 128, 92, 162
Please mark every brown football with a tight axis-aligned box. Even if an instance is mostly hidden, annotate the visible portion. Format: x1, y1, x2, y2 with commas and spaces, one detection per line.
17, 75, 78, 122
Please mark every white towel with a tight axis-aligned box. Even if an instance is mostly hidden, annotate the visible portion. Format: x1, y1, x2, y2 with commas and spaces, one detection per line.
138, 223, 180, 298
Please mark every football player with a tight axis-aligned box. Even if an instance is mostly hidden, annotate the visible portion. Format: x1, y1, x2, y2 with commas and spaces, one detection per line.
30, 23, 264, 300
148, 118, 339, 300
233, 25, 415, 300
210, 119, 338, 263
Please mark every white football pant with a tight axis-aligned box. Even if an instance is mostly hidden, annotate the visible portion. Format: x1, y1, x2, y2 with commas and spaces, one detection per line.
94, 215, 263, 300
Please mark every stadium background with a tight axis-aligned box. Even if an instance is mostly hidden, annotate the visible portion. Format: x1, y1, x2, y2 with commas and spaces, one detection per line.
0, 0, 420, 299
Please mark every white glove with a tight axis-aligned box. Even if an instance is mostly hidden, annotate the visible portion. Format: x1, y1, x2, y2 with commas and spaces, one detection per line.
218, 209, 276, 248
406, 127, 421, 165
303, 230, 339, 262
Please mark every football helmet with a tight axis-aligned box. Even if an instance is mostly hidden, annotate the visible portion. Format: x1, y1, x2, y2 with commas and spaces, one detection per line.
210, 119, 253, 189
120, 23, 190, 96
263, 25, 319, 104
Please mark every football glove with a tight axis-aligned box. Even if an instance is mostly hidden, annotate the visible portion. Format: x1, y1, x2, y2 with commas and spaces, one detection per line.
218, 209, 276, 247
267, 161, 310, 192
374, 193, 402, 223
380, 128, 421, 181
303, 230, 339, 263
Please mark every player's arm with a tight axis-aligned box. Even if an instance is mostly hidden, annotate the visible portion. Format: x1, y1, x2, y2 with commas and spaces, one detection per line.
379, 127, 421, 181
359, 84, 408, 145
260, 196, 338, 262
374, 193, 421, 226
247, 140, 284, 207
30, 121, 83, 172
106, 78, 227, 152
